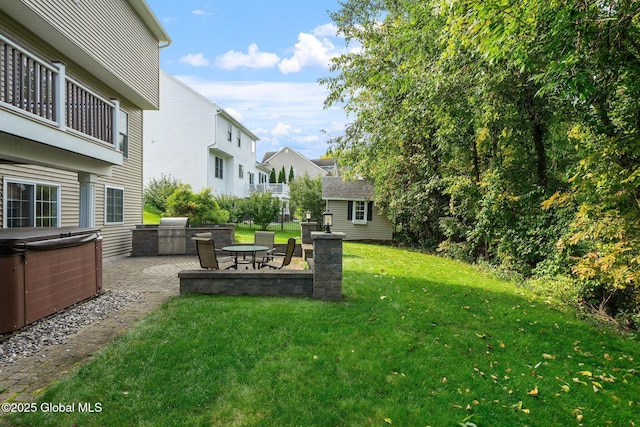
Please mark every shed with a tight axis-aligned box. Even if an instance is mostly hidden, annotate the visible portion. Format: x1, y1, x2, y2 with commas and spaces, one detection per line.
322, 177, 394, 241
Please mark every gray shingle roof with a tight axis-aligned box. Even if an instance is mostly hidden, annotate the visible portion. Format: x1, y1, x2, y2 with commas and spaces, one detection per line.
322, 176, 375, 199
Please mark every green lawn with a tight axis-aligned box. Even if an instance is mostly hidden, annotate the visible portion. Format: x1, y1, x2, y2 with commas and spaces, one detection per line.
6, 244, 638, 426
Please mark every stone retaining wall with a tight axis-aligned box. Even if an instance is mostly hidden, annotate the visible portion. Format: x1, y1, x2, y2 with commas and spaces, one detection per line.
179, 270, 313, 297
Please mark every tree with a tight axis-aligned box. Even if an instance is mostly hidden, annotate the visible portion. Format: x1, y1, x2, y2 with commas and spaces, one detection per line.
269, 168, 277, 184
166, 185, 229, 225
213, 194, 247, 224
289, 174, 324, 224
247, 192, 281, 230
278, 166, 286, 184
288, 166, 295, 183
143, 174, 181, 212
323, 0, 640, 317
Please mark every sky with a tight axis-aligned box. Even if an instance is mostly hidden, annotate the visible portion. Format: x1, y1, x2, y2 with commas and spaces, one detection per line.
145, 0, 352, 162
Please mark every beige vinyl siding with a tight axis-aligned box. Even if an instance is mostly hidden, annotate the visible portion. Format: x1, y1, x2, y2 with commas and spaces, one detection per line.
17, 0, 159, 107
0, 165, 79, 227
96, 102, 143, 258
326, 200, 394, 241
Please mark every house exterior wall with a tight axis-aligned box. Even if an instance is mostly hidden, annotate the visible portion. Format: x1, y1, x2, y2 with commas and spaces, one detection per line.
325, 199, 394, 241
2, 0, 162, 109
263, 147, 327, 180
144, 71, 260, 199
0, 2, 166, 258
144, 72, 214, 192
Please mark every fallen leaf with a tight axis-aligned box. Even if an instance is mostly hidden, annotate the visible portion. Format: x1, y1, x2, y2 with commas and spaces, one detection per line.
561, 385, 570, 393
522, 408, 531, 414
499, 342, 506, 348
384, 417, 392, 424
579, 370, 593, 377
528, 387, 539, 397
475, 333, 487, 339
542, 353, 556, 360
592, 381, 603, 389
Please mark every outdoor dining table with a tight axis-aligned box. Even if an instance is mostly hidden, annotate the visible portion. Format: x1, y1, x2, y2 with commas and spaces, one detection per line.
222, 245, 269, 269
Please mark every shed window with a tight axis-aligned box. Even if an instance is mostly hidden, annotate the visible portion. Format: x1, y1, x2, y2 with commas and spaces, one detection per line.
347, 200, 373, 224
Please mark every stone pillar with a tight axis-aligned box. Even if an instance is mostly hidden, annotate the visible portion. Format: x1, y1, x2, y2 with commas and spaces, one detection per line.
311, 231, 345, 301
300, 222, 318, 245
301, 222, 317, 261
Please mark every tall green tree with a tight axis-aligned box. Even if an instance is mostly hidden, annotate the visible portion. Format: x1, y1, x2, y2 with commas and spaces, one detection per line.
323, 0, 640, 315
289, 174, 324, 224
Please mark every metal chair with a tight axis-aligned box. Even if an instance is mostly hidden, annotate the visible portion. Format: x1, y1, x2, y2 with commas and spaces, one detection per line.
192, 237, 234, 270
260, 237, 295, 269
254, 231, 276, 262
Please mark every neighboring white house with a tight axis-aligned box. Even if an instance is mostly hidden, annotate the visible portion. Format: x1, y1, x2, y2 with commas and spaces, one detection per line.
261, 146, 339, 180
0, 0, 170, 258
144, 70, 263, 198
322, 177, 394, 241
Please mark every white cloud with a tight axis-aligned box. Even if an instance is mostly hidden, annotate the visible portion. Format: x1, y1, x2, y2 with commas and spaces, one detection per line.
312, 23, 339, 38
180, 53, 210, 67
273, 122, 293, 137
278, 32, 339, 74
215, 43, 281, 70
192, 9, 211, 16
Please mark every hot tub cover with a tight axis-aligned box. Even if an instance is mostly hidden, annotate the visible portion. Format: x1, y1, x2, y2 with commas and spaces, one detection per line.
0, 227, 101, 256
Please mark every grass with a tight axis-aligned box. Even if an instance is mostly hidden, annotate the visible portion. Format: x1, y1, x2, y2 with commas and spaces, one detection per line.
143, 204, 162, 224
6, 244, 638, 426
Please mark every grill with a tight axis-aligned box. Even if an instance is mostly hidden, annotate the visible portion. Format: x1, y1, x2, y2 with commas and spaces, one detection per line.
158, 217, 188, 255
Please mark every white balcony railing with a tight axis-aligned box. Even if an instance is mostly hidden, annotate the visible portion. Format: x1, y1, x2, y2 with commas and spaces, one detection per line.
1, 33, 117, 146
249, 183, 290, 196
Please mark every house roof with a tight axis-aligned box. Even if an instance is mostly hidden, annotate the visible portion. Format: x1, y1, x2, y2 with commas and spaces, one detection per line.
260, 146, 332, 176
312, 158, 337, 168
322, 177, 375, 200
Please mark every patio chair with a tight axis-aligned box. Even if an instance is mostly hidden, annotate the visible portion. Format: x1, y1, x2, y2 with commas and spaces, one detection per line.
192, 237, 234, 270
254, 231, 276, 262
260, 237, 296, 269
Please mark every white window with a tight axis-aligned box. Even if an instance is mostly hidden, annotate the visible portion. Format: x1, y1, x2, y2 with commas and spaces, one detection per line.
215, 156, 224, 179
227, 123, 232, 141
354, 200, 366, 223
237, 130, 241, 147
249, 172, 255, 185
105, 186, 124, 224
118, 109, 128, 158
348, 200, 372, 225
4, 179, 60, 227
239, 164, 244, 179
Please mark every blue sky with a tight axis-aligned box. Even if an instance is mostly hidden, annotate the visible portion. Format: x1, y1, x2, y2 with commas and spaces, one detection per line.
145, 0, 351, 161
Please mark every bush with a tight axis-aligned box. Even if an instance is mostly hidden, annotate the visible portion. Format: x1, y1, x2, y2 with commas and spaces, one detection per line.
144, 174, 181, 212
166, 185, 229, 225
247, 192, 281, 230
214, 195, 247, 224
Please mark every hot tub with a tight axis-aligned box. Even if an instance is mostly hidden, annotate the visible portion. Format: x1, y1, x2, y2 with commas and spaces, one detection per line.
0, 227, 102, 334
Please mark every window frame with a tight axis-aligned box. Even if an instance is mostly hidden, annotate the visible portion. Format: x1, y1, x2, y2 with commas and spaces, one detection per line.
118, 109, 128, 158
348, 200, 373, 225
3, 178, 61, 228
215, 156, 224, 179
104, 185, 125, 225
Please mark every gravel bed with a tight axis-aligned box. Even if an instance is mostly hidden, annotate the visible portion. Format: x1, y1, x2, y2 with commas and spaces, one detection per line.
0, 290, 142, 367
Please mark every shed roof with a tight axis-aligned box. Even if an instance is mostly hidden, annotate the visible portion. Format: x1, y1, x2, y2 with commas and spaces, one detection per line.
322, 176, 375, 200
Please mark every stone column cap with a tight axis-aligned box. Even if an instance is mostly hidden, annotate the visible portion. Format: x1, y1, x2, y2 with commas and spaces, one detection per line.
311, 231, 346, 240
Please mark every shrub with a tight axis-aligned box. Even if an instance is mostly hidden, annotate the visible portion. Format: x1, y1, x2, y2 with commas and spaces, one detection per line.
247, 192, 281, 230
143, 174, 181, 212
166, 185, 229, 225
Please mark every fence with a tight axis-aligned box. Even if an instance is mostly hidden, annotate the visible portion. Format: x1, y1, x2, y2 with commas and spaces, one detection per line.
236, 220, 307, 233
